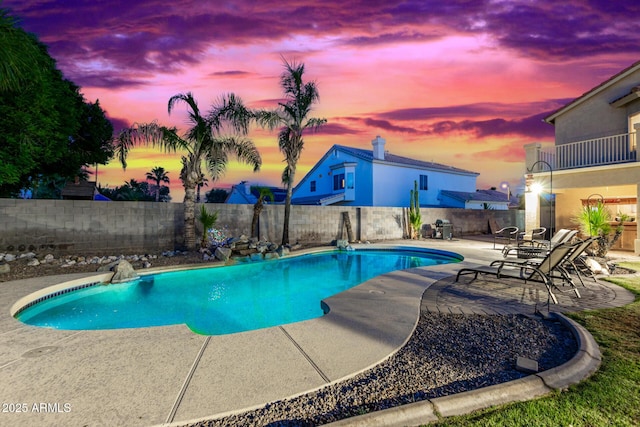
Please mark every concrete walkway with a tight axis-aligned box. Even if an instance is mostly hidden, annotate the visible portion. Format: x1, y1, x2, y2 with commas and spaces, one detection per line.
0, 238, 635, 427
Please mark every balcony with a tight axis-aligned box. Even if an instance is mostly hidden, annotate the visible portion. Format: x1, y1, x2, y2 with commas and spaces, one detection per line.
536, 132, 638, 171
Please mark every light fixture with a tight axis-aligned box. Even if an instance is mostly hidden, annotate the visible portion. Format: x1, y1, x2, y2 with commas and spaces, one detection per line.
527, 160, 553, 239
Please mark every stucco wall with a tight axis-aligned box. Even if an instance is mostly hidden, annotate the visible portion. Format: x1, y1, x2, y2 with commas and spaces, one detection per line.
371, 162, 477, 207
553, 67, 640, 144
0, 199, 522, 254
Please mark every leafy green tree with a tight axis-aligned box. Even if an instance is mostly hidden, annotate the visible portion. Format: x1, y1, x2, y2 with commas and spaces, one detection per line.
145, 166, 170, 202
254, 59, 326, 245
0, 12, 113, 195
114, 92, 261, 250
251, 187, 274, 238
0, 9, 45, 92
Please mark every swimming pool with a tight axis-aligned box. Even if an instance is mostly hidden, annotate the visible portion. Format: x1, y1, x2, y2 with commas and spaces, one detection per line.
14, 247, 461, 335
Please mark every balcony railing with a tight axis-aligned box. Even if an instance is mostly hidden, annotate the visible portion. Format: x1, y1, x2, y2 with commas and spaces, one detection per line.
540, 132, 637, 170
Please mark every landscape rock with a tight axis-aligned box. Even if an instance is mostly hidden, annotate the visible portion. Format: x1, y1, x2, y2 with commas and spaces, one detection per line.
0, 263, 9, 274
215, 247, 232, 262
263, 252, 280, 260
584, 257, 609, 275
277, 245, 290, 257
110, 260, 139, 284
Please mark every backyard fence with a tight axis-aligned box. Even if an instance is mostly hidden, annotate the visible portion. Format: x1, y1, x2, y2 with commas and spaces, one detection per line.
0, 199, 523, 254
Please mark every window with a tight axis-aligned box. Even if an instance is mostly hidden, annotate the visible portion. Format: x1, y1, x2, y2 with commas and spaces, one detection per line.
346, 172, 354, 189
310, 180, 316, 192
333, 173, 345, 190
419, 175, 428, 190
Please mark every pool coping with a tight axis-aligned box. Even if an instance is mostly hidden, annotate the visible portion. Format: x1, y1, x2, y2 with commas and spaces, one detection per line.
0, 239, 632, 427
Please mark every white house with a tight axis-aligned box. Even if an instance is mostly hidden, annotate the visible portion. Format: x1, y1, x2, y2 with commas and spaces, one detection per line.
291, 136, 479, 207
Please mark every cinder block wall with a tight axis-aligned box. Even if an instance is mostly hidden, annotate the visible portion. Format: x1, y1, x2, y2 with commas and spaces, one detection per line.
0, 199, 522, 254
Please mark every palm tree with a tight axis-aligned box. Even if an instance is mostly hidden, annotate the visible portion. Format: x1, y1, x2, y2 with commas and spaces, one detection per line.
145, 166, 170, 202
114, 92, 261, 250
116, 179, 146, 201
254, 58, 326, 245
198, 205, 218, 248
251, 187, 274, 238
196, 174, 208, 203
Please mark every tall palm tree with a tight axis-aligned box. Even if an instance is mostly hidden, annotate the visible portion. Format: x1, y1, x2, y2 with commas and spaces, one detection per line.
114, 92, 261, 250
254, 58, 326, 245
251, 187, 274, 238
145, 166, 170, 202
196, 174, 208, 203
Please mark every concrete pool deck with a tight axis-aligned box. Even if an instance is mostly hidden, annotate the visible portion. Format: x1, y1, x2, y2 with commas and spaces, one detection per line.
0, 238, 636, 427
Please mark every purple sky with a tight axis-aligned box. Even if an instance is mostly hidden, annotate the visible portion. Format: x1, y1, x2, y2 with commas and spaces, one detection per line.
5, 0, 639, 199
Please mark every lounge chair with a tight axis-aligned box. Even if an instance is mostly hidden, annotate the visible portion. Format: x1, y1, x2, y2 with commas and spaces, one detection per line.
502, 229, 577, 258
489, 219, 519, 250
492, 238, 598, 297
455, 242, 577, 304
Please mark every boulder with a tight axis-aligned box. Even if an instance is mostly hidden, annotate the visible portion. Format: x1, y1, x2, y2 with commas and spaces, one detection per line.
583, 257, 609, 275
336, 239, 349, 249
214, 247, 232, 262
264, 252, 280, 260
277, 245, 290, 257
110, 260, 139, 284
0, 263, 9, 274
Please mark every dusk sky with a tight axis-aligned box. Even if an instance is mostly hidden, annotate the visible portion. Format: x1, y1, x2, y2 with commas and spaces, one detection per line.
4, 0, 639, 201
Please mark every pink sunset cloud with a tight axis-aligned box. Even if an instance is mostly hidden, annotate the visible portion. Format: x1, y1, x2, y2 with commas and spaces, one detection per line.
4, 0, 638, 201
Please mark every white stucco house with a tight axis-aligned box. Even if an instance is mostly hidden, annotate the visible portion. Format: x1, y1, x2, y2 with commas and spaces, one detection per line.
291, 136, 479, 207
525, 60, 640, 252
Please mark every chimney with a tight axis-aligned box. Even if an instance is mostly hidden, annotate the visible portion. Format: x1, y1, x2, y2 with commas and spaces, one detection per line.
371, 135, 386, 160
243, 181, 251, 195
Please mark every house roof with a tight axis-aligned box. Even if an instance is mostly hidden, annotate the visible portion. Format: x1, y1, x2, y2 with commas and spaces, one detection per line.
61, 180, 97, 199
544, 60, 640, 124
225, 183, 287, 204
440, 189, 512, 204
332, 145, 478, 175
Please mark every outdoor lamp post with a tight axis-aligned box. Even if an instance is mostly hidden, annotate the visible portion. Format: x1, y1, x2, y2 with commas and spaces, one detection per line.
527, 160, 554, 239
500, 181, 511, 204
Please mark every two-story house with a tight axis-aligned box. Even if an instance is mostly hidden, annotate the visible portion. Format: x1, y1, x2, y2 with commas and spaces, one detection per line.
291, 136, 479, 207
525, 60, 640, 252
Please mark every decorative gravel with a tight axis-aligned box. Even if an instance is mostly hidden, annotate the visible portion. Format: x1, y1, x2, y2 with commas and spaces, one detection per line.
185, 312, 577, 427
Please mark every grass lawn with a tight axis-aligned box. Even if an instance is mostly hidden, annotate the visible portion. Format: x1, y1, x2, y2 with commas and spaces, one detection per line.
427, 263, 640, 427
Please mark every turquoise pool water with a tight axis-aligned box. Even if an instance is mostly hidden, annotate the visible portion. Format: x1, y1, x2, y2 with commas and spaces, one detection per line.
15, 248, 461, 335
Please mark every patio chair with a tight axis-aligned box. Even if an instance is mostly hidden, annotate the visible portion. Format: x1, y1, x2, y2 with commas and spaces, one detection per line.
502, 229, 578, 258
489, 219, 519, 250
519, 227, 547, 246
455, 242, 577, 304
